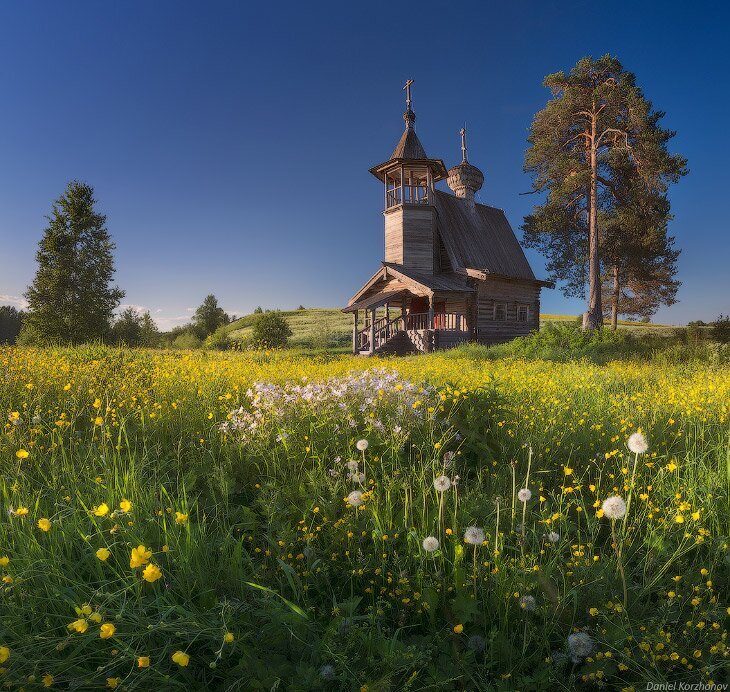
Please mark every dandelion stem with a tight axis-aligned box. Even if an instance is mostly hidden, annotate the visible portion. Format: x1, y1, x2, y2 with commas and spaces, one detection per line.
611, 520, 628, 609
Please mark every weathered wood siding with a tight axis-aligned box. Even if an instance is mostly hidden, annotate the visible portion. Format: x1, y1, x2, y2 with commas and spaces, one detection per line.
384, 206, 435, 273
475, 277, 541, 343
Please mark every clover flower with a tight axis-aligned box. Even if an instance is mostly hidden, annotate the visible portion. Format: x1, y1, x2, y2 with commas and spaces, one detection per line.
567, 632, 594, 662
601, 495, 627, 520
517, 488, 532, 502
464, 526, 485, 545
627, 431, 649, 454
434, 475, 452, 492
422, 536, 440, 552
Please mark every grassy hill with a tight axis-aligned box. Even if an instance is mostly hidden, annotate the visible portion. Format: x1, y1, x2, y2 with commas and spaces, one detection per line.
223, 307, 676, 350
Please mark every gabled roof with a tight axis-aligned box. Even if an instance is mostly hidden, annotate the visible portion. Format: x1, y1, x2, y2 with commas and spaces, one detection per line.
433, 190, 536, 281
390, 127, 427, 160
383, 263, 474, 292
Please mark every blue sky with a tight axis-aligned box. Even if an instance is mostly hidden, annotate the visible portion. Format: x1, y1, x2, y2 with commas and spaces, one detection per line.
1, 0, 727, 328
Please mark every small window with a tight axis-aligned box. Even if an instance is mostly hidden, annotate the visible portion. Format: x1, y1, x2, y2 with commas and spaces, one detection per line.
517, 305, 529, 322
494, 303, 506, 321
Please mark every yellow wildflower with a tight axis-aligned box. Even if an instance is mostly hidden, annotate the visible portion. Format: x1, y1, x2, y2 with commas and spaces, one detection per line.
37, 518, 52, 532
130, 545, 152, 569
119, 499, 132, 512
171, 650, 190, 667
138, 656, 150, 668
96, 547, 111, 561
93, 503, 110, 517
142, 563, 162, 583
100, 623, 116, 639
15, 449, 29, 459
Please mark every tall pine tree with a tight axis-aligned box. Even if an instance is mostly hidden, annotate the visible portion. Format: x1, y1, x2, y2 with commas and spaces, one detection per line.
21, 181, 124, 344
523, 55, 686, 329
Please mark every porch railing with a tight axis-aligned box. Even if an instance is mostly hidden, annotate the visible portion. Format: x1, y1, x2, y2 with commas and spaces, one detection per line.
406, 313, 467, 332
357, 314, 404, 353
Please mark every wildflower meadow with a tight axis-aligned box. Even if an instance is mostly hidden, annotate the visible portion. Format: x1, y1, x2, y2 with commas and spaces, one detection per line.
0, 344, 728, 690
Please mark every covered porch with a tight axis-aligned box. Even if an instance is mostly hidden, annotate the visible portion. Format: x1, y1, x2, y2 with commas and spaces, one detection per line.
343, 288, 472, 356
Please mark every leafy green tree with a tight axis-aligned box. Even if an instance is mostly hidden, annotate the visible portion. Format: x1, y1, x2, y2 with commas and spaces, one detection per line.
192, 294, 229, 339
601, 183, 680, 328
111, 307, 143, 345
0, 306, 25, 344
523, 55, 686, 330
139, 312, 160, 347
111, 308, 160, 347
20, 181, 124, 344
252, 311, 292, 348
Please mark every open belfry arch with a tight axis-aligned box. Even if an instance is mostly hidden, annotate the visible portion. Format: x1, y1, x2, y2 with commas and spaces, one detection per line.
343, 80, 552, 355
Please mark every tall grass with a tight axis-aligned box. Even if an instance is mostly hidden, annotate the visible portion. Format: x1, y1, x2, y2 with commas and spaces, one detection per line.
0, 345, 728, 690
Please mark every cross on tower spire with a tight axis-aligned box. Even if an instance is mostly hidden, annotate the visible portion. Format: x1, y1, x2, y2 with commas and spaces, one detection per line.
403, 79, 414, 109
460, 125, 468, 162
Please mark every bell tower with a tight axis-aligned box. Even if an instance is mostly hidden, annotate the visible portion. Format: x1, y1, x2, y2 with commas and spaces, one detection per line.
369, 80, 447, 274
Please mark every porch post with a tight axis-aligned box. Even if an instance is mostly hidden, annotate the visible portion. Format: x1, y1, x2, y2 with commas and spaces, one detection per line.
427, 294, 434, 330
401, 296, 407, 328
369, 308, 375, 354
352, 310, 358, 354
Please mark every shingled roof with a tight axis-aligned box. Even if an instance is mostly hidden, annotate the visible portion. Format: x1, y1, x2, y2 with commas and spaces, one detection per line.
390, 127, 428, 160
433, 190, 536, 281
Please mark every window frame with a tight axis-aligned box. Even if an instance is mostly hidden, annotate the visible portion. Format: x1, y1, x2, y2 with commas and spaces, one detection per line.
493, 302, 507, 321
516, 304, 529, 323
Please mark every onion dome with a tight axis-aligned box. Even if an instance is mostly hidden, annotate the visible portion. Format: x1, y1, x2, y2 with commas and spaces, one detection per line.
447, 127, 484, 205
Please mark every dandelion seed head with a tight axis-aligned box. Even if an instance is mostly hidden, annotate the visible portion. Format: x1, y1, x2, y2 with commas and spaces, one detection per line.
627, 431, 649, 454
517, 488, 532, 502
567, 632, 594, 662
356, 439, 369, 451
546, 531, 560, 543
422, 536, 440, 552
601, 495, 627, 520
434, 475, 452, 492
347, 490, 363, 507
519, 594, 536, 611
464, 526, 485, 545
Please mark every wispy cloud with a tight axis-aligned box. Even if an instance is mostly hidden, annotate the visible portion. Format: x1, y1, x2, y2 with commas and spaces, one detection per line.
0, 294, 28, 309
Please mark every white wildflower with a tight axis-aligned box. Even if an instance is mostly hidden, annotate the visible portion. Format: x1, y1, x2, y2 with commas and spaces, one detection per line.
567, 632, 594, 662
519, 594, 536, 611
347, 490, 363, 507
356, 439, 369, 451
433, 475, 452, 492
346, 460, 359, 473
517, 488, 532, 503
627, 431, 648, 454
464, 526, 485, 545
422, 536, 440, 552
546, 531, 560, 543
601, 495, 627, 520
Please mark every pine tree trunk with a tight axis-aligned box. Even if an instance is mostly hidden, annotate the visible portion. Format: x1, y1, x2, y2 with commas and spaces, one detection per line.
611, 264, 620, 331
585, 110, 603, 331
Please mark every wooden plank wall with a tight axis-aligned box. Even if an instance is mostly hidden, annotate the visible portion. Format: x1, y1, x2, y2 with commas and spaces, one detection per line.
402, 207, 435, 273
384, 209, 403, 264
475, 277, 541, 343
